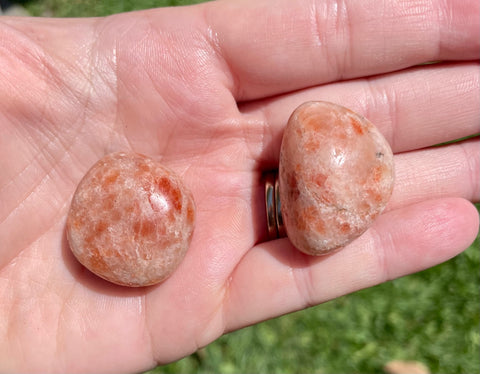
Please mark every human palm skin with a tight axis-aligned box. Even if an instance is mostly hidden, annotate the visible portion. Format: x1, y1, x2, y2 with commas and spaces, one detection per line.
0, 0, 479, 372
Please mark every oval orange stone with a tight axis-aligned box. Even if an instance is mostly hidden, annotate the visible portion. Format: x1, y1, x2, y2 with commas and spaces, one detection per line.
279, 101, 394, 255
67, 152, 195, 286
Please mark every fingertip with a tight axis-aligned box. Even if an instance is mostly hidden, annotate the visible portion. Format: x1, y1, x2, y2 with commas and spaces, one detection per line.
376, 197, 480, 279
453, 198, 480, 248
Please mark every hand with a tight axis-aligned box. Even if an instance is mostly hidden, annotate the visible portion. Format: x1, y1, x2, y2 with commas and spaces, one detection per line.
0, 0, 478, 372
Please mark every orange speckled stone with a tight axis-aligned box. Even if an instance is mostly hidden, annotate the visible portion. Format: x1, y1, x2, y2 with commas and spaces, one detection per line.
279, 102, 394, 255
66, 152, 195, 287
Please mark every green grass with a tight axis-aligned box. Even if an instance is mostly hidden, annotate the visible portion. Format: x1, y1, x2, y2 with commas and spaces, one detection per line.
11, 1, 480, 372
21, 0, 207, 17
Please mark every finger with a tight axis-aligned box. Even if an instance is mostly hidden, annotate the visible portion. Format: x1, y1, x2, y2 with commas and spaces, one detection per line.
205, 0, 480, 100
253, 138, 479, 244
225, 198, 479, 332
241, 62, 480, 165
389, 138, 480, 209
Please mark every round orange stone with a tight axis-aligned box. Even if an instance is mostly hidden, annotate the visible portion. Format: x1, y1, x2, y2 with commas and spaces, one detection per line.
279, 101, 394, 255
66, 152, 195, 286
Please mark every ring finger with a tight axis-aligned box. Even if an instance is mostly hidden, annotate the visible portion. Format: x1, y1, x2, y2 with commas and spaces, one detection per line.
254, 136, 479, 243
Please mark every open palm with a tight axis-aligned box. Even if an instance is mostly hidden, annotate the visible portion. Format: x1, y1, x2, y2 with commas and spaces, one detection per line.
1, 0, 479, 372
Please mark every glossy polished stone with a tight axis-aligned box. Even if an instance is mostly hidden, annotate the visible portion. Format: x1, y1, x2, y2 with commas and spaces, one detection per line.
279, 101, 394, 255
66, 152, 195, 287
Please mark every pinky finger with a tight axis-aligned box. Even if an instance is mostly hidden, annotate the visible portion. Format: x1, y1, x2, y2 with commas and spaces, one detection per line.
224, 198, 479, 332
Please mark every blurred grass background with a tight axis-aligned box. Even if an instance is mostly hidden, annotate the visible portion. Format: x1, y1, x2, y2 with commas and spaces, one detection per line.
14, 0, 207, 16
3, 1, 479, 373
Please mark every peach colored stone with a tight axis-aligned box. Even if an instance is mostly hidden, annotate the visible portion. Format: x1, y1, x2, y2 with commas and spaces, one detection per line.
279, 101, 394, 255
66, 152, 195, 287
384, 360, 430, 374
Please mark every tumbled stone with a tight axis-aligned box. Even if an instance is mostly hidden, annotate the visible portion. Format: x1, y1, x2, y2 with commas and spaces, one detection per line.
279, 101, 394, 255
66, 152, 195, 287
384, 360, 430, 374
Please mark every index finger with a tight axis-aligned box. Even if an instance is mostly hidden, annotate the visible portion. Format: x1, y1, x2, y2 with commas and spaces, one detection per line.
205, 0, 480, 101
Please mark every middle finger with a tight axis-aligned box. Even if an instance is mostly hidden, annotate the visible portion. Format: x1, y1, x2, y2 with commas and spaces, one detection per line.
241, 62, 479, 166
